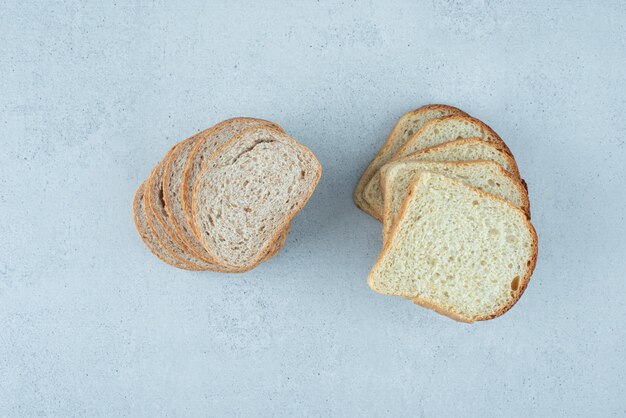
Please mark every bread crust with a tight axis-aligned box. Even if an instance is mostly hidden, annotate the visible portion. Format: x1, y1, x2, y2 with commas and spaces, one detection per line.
398, 137, 521, 180
393, 114, 513, 161
132, 183, 198, 270
353, 104, 468, 218
191, 126, 322, 270
369, 173, 538, 322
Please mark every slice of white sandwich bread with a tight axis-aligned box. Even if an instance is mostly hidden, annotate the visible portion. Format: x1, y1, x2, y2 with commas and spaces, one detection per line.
192, 126, 322, 270
353, 105, 467, 218
364, 137, 523, 219
368, 172, 537, 323
380, 160, 530, 239
364, 115, 515, 220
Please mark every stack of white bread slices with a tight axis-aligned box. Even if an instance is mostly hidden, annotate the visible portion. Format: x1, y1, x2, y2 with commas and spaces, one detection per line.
354, 105, 538, 322
133, 118, 322, 272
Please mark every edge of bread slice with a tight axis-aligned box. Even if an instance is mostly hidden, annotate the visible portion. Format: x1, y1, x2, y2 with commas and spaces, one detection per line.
368, 172, 538, 323
363, 115, 515, 220
353, 105, 467, 218
364, 137, 524, 218
192, 126, 321, 270
380, 160, 530, 239
133, 183, 197, 270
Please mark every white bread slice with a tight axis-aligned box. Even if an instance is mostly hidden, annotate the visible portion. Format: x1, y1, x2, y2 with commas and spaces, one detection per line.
192, 126, 321, 270
368, 172, 538, 322
353, 105, 467, 218
162, 119, 289, 265
133, 183, 197, 270
364, 115, 513, 220
380, 160, 530, 239
364, 137, 523, 218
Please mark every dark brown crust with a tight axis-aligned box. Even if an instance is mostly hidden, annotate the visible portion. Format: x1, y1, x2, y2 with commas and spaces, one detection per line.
353, 104, 468, 218
191, 126, 322, 270
133, 183, 198, 270
368, 173, 538, 322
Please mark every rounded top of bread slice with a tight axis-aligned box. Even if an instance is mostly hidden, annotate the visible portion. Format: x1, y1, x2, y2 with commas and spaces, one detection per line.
353, 104, 467, 217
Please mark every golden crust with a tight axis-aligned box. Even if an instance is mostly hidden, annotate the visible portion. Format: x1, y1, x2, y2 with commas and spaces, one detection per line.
191, 126, 322, 271
393, 114, 513, 162
369, 173, 538, 322
353, 104, 468, 218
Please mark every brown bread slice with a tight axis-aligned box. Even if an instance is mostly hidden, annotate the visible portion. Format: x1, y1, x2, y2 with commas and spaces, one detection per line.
192, 126, 321, 270
162, 119, 290, 265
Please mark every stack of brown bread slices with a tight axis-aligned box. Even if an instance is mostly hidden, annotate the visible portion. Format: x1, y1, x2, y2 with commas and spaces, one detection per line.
133, 118, 322, 272
354, 105, 538, 322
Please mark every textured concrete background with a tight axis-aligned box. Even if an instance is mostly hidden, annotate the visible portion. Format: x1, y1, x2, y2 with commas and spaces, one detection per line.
1, 0, 625, 416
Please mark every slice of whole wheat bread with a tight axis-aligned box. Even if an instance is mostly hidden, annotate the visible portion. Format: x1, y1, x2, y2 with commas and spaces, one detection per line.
363, 115, 514, 220
181, 118, 282, 235
133, 183, 197, 270
380, 160, 530, 239
368, 172, 538, 322
353, 105, 467, 218
192, 126, 321, 270
364, 137, 523, 219
162, 120, 289, 265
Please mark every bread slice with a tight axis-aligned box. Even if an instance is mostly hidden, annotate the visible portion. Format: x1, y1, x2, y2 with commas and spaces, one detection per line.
353, 105, 467, 218
364, 137, 523, 218
192, 126, 321, 270
368, 172, 538, 322
133, 183, 197, 270
162, 119, 289, 265
364, 115, 513, 220
380, 160, 530, 239
181, 117, 282, 233
145, 154, 221, 271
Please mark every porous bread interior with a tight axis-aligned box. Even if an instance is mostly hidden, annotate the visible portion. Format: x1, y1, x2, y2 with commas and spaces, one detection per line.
363, 116, 511, 219
353, 105, 466, 216
380, 160, 529, 239
368, 172, 536, 322
193, 127, 321, 269
162, 126, 289, 265
182, 118, 281, 231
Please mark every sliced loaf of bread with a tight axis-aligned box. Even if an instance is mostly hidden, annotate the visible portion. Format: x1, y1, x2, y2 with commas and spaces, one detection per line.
162, 119, 289, 265
368, 172, 537, 322
380, 161, 530, 239
192, 126, 321, 270
364, 137, 523, 218
364, 115, 514, 220
353, 105, 467, 218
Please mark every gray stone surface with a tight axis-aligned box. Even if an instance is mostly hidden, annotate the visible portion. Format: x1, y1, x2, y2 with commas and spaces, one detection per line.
1, 1, 625, 416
